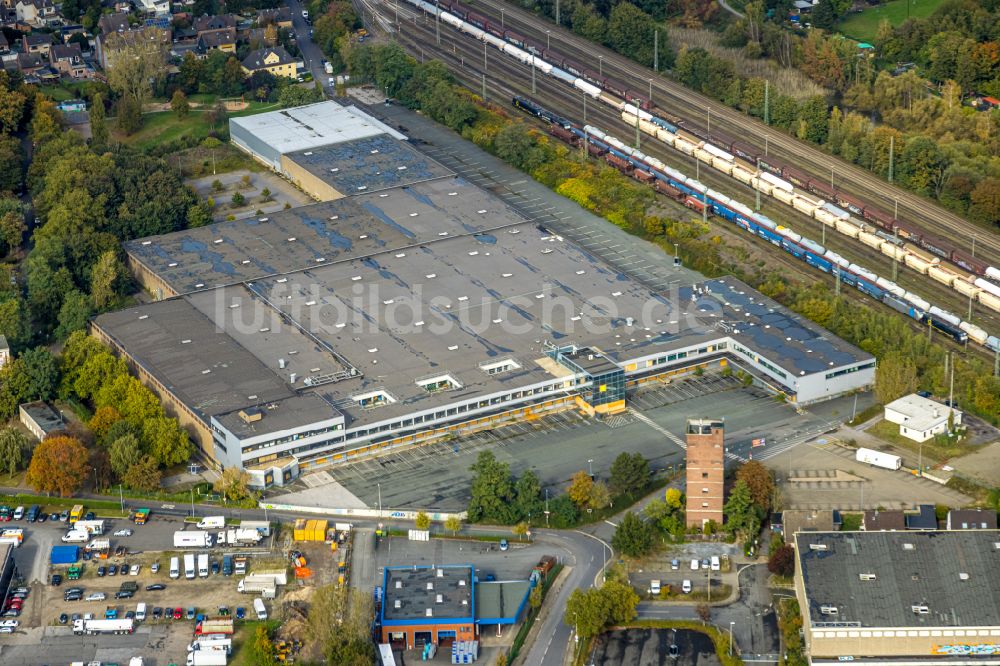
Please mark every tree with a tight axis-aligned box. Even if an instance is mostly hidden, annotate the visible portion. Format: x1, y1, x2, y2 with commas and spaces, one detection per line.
606, 2, 655, 67
875, 352, 918, 404
494, 123, 547, 173
104, 29, 167, 112
548, 494, 579, 528
811, 0, 837, 30
0, 427, 30, 477
567, 470, 594, 508
0, 135, 23, 194
589, 481, 611, 510
512, 521, 529, 541
564, 587, 608, 639
609, 451, 650, 496
612, 511, 654, 557
601, 580, 639, 625
277, 84, 324, 108
513, 468, 543, 521
969, 177, 1000, 226
215, 466, 253, 502
444, 515, 462, 536
231, 191, 245, 207
89, 93, 109, 150
724, 480, 760, 540
665, 488, 683, 508
20, 347, 59, 401
122, 455, 161, 492
415, 511, 431, 530
0, 84, 26, 134
897, 136, 946, 196
768, 544, 795, 578
30, 93, 62, 144
250, 624, 277, 666
89, 406, 123, 442
171, 89, 190, 118
55, 290, 93, 340
116, 95, 142, 134
467, 451, 516, 524
696, 603, 711, 622
109, 433, 142, 479
25, 435, 89, 496
0, 197, 24, 254
736, 461, 774, 513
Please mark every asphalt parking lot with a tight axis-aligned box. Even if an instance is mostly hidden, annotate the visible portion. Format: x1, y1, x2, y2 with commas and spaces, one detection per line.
0, 625, 181, 666
323, 372, 834, 512
591, 628, 720, 666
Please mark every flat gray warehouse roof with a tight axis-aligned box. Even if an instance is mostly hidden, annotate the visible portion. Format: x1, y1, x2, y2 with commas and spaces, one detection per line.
796, 531, 1000, 628
124, 176, 523, 294
229, 101, 405, 154
382, 565, 474, 623
285, 134, 452, 194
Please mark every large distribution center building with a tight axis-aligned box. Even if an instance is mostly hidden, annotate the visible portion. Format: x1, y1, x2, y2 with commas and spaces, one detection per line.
795, 531, 1000, 663
93, 101, 875, 486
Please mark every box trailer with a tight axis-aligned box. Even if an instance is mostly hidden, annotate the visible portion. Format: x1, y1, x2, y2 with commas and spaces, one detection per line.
240, 520, 271, 537
195, 618, 235, 636
174, 531, 212, 548
186, 650, 228, 666
74, 520, 105, 535
198, 553, 209, 578
237, 576, 277, 595
248, 570, 287, 585
196, 516, 225, 530
188, 637, 233, 653
184, 553, 196, 579
72, 618, 134, 635
855, 448, 902, 470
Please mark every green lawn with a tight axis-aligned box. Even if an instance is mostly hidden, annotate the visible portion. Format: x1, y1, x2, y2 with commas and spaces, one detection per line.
115, 101, 281, 151
40, 84, 82, 102
837, 0, 945, 43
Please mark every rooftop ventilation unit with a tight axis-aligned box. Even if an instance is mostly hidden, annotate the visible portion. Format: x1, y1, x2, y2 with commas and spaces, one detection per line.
820, 605, 838, 615
426, 583, 434, 590
911, 605, 929, 615
436, 594, 443, 603
425, 608, 433, 617
808, 544, 828, 551
394, 600, 401, 609
238, 407, 263, 424
395, 580, 402, 589
437, 569, 444, 578
859, 573, 876, 581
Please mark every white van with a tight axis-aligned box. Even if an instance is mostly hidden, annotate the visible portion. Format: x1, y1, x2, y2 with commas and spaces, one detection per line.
136, 603, 146, 621
253, 598, 267, 620
690, 559, 699, 571
62, 530, 89, 543
710, 556, 720, 571
169, 556, 180, 579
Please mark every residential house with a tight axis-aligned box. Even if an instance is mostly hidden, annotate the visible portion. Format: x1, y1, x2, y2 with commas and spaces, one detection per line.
0, 33, 9, 54
946, 509, 998, 530
192, 13, 235, 35
135, 0, 170, 17
16, 51, 44, 76
904, 504, 937, 530
884, 393, 962, 443
21, 31, 51, 57
256, 6, 291, 29
196, 27, 236, 55
241, 45, 296, 78
862, 509, 906, 531
14, 0, 55, 27
50, 43, 89, 77
97, 11, 131, 35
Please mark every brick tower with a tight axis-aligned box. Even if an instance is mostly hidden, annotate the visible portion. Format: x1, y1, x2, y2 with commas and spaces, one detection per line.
685, 419, 725, 528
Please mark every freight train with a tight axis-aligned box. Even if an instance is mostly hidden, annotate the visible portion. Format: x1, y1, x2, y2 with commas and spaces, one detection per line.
401, 0, 1000, 291
511, 96, 998, 353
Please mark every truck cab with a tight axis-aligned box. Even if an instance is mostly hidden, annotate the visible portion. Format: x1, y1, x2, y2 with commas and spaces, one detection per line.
105, 607, 118, 619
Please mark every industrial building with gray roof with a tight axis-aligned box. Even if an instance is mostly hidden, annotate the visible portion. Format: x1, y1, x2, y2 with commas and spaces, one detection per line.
794, 531, 1000, 661
97, 103, 874, 486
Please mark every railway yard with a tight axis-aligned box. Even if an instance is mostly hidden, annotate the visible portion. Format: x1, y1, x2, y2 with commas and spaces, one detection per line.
370, 0, 1000, 358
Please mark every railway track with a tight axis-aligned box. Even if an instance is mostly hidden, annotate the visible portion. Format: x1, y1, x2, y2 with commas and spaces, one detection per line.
411, 0, 1000, 266
387, 11, 1000, 342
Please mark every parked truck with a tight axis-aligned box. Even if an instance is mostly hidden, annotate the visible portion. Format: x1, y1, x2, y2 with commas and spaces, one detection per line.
216, 528, 262, 546
72, 618, 134, 635
69, 505, 85, 524
196, 516, 225, 530
174, 531, 213, 548
188, 637, 233, 653
240, 520, 271, 537
186, 649, 228, 666
85, 538, 111, 558
855, 447, 902, 470
198, 553, 209, 578
133, 508, 150, 525
74, 520, 105, 535
234, 557, 247, 575
250, 570, 287, 586
195, 617, 234, 636
237, 576, 276, 597
184, 553, 196, 579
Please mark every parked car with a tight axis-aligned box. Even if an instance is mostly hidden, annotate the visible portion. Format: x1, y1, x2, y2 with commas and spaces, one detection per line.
690, 559, 699, 571
682, 580, 692, 594
85, 592, 106, 602
114, 529, 133, 537
151, 562, 160, 573
48, 513, 59, 522
499, 539, 509, 551
186, 607, 195, 620
172, 607, 182, 620
236, 607, 245, 620
50, 574, 63, 586
97, 566, 106, 577
58, 613, 68, 624
84, 512, 95, 521
108, 565, 118, 576
130, 564, 140, 576
152, 607, 163, 619
670, 559, 679, 570
63, 593, 82, 602
125, 610, 135, 619
12, 506, 23, 520
146, 584, 166, 591
119, 564, 129, 576
115, 590, 134, 599
37, 513, 47, 523
59, 510, 69, 522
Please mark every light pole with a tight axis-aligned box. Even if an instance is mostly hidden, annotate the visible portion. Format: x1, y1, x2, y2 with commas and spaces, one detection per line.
573, 611, 579, 644
729, 621, 735, 656
545, 488, 550, 527
598, 55, 603, 78
92, 466, 98, 492
707, 107, 711, 135
546, 30, 550, 50
764, 134, 769, 157
190, 488, 195, 518
378, 482, 383, 521
119, 484, 124, 513
588, 458, 594, 477
500, 8, 504, 30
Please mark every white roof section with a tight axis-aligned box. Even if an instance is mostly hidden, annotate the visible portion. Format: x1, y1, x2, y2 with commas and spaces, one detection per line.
230, 101, 407, 155
884, 393, 958, 432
